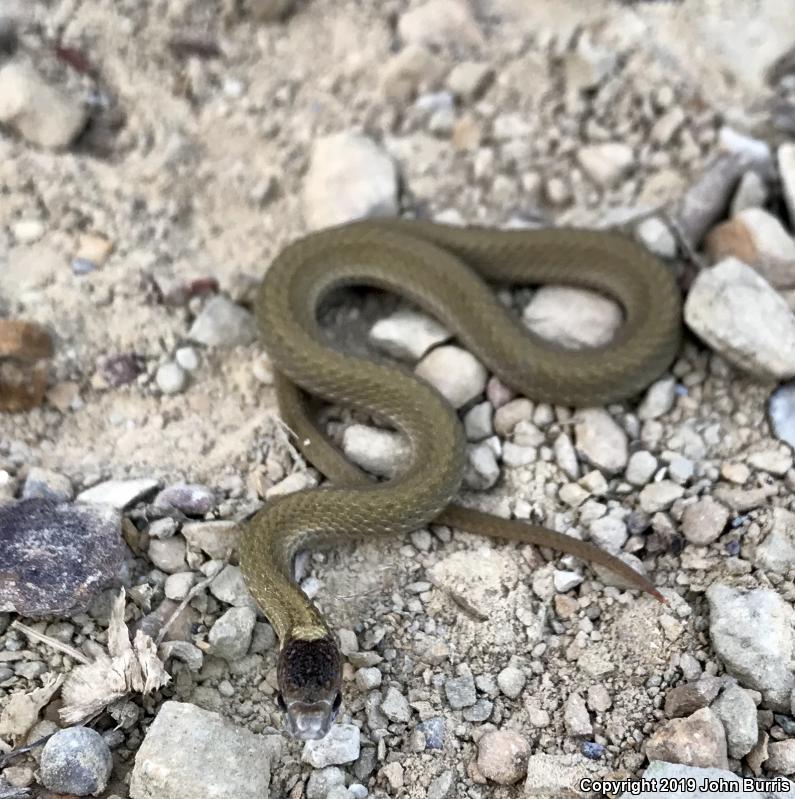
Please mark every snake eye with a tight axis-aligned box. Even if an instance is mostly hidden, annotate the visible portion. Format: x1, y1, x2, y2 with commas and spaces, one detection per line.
332, 693, 342, 712
276, 693, 287, 712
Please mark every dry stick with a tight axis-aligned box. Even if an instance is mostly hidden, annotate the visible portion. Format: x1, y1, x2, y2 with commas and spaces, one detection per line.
156, 568, 225, 646
11, 621, 91, 665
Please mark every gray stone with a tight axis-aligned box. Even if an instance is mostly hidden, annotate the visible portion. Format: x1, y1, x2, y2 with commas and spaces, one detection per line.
155, 483, 215, 516
770, 380, 795, 449
464, 401, 493, 441
619, 761, 795, 798
639, 480, 684, 513
625, 450, 657, 486
342, 424, 410, 479
681, 496, 729, 546
22, 467, 74, 502
553, 569, 583, 593
209, 607, 256, 661
156, 362, 186, 394
497, 665, 526, 699
77, 478, 159, 509
164, 572, 196, 601
755, 507, 795, 573
182, 520, 242, 559
589, 516, 628, 552
369, 309, 449, 361
553, 433, 579, 480
0, 60, 87, 149
445, 674, 477, 709
463, 442, 500, 490
564, 692, 592, 737
731, 170, 769, 216
712, 685, 759, 758
447, 61, 493, 100
684, 258, 795, 380
148, 537, 187, 574
768, 741, 795, 776
427, 770, 454, 799
130, 701, 277, 798
303, 132, 397, 230
355, 667, 382, 691
0, 499, 125, 615
638, 376, 676, 420
415, 345, 488, 408
381, 686, 411, 723
398, 0, 483, 48
523, 287, 622, 349
707, 584, 795, 710
302, 724, 360, 768
636, 217, 678, 259
210, 565, 255, 608
188, 296, 257, 348
524, 753, 601, 797
175, 346, 200, 371
40, 727, 112, 797
306, 767, 346, 799
780, 143, 795, 226
576, 142, 635, 187
575, 409, 628, 475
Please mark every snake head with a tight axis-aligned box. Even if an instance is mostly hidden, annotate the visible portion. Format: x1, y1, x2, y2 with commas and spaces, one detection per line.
277, 635, 342, 740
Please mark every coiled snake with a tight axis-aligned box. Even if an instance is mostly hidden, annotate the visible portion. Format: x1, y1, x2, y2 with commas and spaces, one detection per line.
241, 219, 681, 739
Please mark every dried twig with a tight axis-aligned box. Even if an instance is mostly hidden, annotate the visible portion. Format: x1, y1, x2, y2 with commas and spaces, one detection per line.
11, 621, 91, 665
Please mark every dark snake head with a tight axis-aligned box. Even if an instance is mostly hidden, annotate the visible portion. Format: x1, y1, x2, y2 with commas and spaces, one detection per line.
277, 634, 342, 740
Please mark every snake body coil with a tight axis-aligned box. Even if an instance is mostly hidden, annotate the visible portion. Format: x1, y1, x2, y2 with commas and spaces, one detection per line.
241, 219, 682, 739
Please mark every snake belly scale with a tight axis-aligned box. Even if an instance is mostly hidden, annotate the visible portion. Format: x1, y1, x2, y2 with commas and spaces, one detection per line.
240, 218, 682, 739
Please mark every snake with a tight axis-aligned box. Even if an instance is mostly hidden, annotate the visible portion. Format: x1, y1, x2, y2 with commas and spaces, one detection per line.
240, 218, 682, 740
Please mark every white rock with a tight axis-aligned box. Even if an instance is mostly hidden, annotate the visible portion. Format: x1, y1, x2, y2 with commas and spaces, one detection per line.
625, 450, 657, 486
355, 667, 382, 691
265, 471, 317, 500
748, 448, 793, 476
681, 496, 729, 545
553, 433, 579, 480
303, 133, 398, 230
148, 537, 187, 573
639, 480, 684, 513
77, 478, 158, 509
638, 376, 676, 420
0, 60, 87, 149
463, 441, 500, 490
496, 665, 526, 699
711, 685, 759, 759
707, 584, 795, 710
589, 516, 628, 552
463, 401, 493, 441
302, 724, 360, 768
755, 507, 795, 574
369, 310, 449, 361
381, 686, 411, 723
397, 0, 483, 48
129, 701, 277, 799
156, 362, 187, 395
731, 170, 768, 216
209, 607, 256, 661
576, 143, 635, 188
636, 216, 678, 259
553, 570, 583, 593
210, 565, 255, 608
769, 380, 795, 448
447, 61, 493, 100
342, 424, 410, 479
523, 286, 621, 349
684, 257, 795, 380
175, 346, 200, 371
189, 296, 257, 348
563, 692, 592, 737
164, 572, 195, 601
778, 143, 795, 228
574, 409, 628, 475
415, 345, 487, 408
13, 218, 44, 243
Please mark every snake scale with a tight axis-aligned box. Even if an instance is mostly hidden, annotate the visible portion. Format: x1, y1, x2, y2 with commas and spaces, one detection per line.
241, 218, 682, 739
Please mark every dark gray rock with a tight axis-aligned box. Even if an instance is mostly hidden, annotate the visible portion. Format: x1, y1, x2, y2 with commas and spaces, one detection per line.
40, 727, 113, 797
0, 499, 125, 615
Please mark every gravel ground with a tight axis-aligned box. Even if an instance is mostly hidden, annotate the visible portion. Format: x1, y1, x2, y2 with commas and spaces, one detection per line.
2, 1, 795, 798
